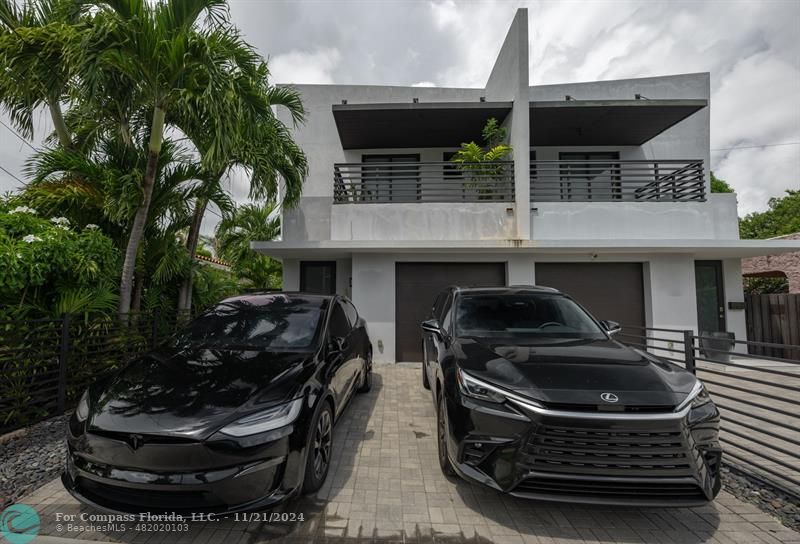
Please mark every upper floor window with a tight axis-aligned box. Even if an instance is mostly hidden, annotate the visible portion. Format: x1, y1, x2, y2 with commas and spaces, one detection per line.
558, 151, 621, 201
361, 154, 420, 202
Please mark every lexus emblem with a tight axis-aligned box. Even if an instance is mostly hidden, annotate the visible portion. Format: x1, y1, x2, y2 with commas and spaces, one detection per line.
600, 392, 619, 403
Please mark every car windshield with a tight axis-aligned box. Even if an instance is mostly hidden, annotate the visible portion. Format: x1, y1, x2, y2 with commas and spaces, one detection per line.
455, 292, 606, 340
174, 295, 328, 350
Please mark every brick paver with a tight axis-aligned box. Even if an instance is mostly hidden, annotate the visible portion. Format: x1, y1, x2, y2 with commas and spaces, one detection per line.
18, 364, 800, 543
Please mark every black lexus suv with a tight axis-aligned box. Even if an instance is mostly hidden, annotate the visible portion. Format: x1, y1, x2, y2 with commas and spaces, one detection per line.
421, 286, 722, 506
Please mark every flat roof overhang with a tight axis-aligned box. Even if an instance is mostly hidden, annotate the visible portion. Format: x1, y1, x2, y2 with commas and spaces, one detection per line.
332, 101, 512, 149
529, 99, 708, 146
252, 239, 800, 260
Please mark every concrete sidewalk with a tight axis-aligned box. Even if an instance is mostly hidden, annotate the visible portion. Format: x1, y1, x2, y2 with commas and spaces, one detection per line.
19, 364, 800, 543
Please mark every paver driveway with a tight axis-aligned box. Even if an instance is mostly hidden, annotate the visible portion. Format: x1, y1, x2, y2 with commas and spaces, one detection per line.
20, 364, 800, 544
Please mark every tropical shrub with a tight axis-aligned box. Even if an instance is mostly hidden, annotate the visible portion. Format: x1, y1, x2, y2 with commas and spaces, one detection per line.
0, 202, 119, 320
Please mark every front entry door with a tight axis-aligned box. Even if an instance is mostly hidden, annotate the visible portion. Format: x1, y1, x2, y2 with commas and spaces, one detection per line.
300, 261, 336, 295
695, 261, 726, 333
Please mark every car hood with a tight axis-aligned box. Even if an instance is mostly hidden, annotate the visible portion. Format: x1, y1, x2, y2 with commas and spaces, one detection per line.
455, 337, 697, 408
87, 347, 313, 440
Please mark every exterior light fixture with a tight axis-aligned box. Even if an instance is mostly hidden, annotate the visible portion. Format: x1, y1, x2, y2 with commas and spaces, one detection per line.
413, 97, 419, 103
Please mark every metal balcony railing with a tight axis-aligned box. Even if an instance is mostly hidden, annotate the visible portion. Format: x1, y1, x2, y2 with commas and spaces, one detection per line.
333, 161, 514, 204
530, 160, 705, 202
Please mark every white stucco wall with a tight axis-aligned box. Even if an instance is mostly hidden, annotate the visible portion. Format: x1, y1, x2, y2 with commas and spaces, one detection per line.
331, 202, 515, 241
532, 194, 739, 240
722, 258, 747, 350
485, 8, 529, 239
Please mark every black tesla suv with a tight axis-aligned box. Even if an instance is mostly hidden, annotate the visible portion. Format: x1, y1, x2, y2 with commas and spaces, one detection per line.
63, 293, 372, 514
421, 286, 721, 506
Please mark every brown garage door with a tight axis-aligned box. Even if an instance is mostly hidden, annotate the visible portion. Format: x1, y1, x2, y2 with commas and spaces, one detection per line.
535, 263, 645, 333
395, 262, 506, 361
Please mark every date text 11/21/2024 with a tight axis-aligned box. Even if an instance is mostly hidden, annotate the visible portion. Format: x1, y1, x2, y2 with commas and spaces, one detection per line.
53, 511, 306, 524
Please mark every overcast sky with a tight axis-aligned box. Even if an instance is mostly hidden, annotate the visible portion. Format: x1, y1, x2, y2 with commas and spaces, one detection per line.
1, 0, 798, 231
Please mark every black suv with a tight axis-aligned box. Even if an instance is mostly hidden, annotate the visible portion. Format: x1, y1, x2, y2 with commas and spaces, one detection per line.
421, 285, 721, 506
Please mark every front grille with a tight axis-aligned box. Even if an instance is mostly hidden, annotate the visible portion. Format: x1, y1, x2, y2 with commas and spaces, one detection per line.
89, 430, 197, 445
514, 476, 706, 502
525, 424, 694, 477
541, 402, 674, 413
78, 477, 214, 510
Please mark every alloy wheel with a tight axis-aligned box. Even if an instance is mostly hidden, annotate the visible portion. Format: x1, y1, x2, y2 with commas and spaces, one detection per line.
313, 409, 332, 478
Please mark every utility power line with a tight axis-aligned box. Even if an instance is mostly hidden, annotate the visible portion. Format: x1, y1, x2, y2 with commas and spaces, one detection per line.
0, 162, 26, 185
711, 141, 800, 152
0, 119, 39, 152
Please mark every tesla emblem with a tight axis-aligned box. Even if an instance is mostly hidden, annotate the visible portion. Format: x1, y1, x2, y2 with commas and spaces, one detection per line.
600, 393, 619, 403
127, 434, 144, 450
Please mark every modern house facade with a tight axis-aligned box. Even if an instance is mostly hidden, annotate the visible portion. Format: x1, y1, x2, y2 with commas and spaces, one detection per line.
255, 9, 800, 362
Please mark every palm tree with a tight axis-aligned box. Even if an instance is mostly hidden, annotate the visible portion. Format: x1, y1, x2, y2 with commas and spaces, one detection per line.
175, 74, 307, 311
83, 0, 270, 317
215, 202, 281, 290
0, 0, 84, 147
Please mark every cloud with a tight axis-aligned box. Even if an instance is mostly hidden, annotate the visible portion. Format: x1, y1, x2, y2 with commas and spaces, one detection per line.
269, 48, 342, 85
412, 81, 437, 87
1, 0, 797, 216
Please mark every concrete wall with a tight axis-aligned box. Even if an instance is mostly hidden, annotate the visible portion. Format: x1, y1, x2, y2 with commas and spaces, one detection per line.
485, 8, 529, 239
722, 258, 747, 349
331, 203, 515, 241
532, 194, 739, 240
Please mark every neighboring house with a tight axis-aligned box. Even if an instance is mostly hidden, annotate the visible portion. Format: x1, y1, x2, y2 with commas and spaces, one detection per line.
742, 233, 800, 293
255, 9, 800, 362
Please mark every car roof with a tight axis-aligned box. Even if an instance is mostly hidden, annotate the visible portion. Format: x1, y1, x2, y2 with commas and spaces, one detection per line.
220, 291, 337, 305
449, 285, 563, 295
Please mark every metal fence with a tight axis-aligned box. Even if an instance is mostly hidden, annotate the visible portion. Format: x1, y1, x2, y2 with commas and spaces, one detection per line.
0, 311, 190, 435
618, 326, 800, 497
530, 159, 706, 202
333, 161, 515, 203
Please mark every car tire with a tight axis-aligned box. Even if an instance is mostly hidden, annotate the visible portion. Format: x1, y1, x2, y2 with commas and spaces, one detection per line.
357, 351, 372, 393
302, 402, 334, 494
437, 392, 456, 476
422, 342, 431, 390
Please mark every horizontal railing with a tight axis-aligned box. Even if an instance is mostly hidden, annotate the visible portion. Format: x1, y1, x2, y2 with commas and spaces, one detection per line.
618, 325, 800, 497
333, 161, 514, 203
530, 160, 705, 202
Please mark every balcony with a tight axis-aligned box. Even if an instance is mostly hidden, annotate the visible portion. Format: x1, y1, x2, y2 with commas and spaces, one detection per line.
530, 160, 705, 202
333, 161, 515, 204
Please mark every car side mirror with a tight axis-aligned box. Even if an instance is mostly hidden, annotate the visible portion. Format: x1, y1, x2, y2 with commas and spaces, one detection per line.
601, 320, 622, 336
421, 319, 442, 338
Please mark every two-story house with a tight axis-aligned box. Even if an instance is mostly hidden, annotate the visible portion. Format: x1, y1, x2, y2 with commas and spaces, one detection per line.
254, 9, 800, 362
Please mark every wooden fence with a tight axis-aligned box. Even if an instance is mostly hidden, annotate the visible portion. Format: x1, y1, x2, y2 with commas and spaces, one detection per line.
745, 293, 800, 359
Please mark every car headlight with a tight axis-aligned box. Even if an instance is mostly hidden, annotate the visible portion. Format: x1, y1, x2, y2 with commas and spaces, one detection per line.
75, 391, 89, 422
219, 397, 303, 437
457, 368, 508, 403
676, 380, 711, 412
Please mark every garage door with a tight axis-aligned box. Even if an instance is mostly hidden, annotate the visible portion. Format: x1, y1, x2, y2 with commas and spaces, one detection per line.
535, 263, 645, 333
395, 262, 506, 361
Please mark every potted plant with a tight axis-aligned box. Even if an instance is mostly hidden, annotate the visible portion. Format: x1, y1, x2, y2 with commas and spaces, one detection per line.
450, 118, 513, 200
